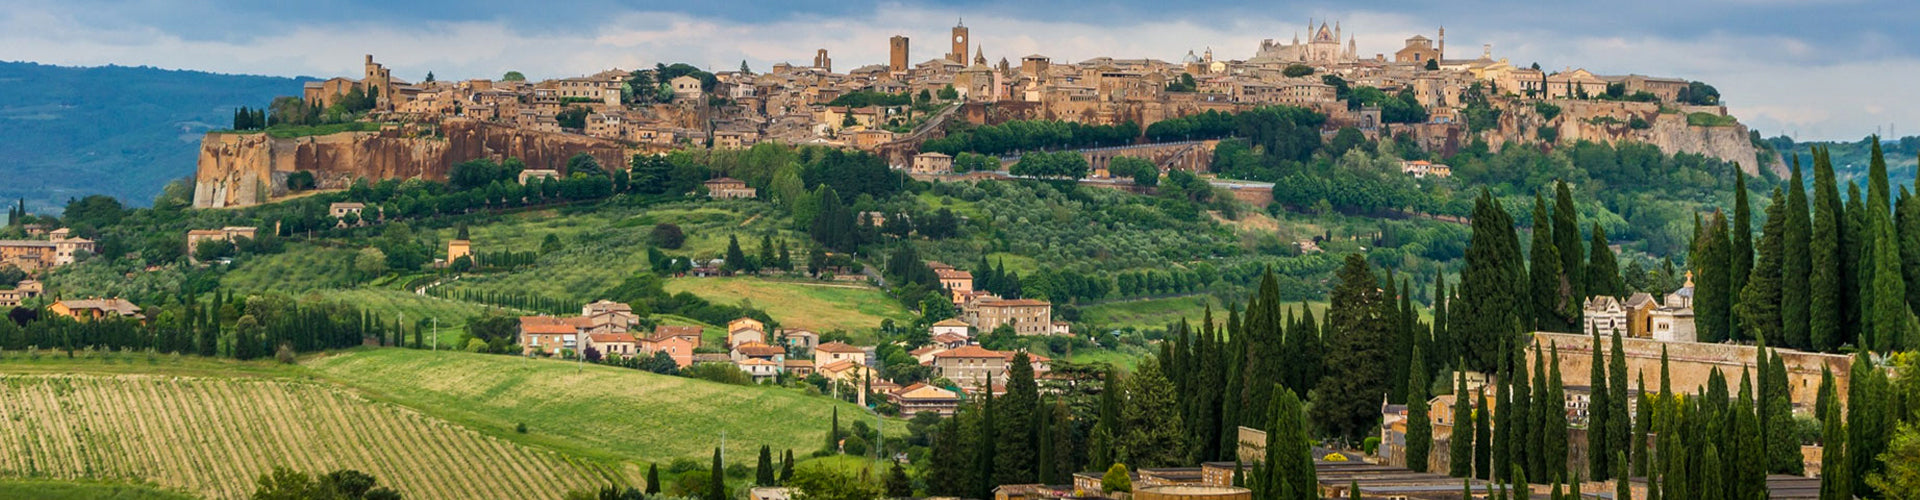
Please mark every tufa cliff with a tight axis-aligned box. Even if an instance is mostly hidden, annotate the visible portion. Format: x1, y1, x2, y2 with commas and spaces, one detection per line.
193, 119, 628, 208
1478, 99, 1782, 177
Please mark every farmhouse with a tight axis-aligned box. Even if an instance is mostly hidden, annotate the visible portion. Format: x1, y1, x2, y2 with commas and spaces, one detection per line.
815, 341, 869, 366
889, 382, 961, 416
704, 178, 757, 199
967, 298, 1053, 335
929, 318, 970, 338
518, 316, 583, 355
49, 298, 143, 322
584, 333, 638, 359
0, 228, 95, 272
185, 226, 258, 262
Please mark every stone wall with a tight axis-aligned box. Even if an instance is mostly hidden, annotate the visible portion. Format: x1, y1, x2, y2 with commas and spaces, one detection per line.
1527, 332, 1852, 411
193, 120, 628, 208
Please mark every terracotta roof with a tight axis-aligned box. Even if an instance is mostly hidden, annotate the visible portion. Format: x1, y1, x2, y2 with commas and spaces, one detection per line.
589, 333, 638, 343
651, 325, 703, 340
784, 359, 815, 368
738, 358, 778, 366
818, 360, 863, 373
520, 316, 577, 335
733, 342, 787, 356
979, 299, 1050, 307
933, 345, 1007, 359
931, 318, 969, 327
935, 269, 973, 280
931, 333, 969, 344
815, 341, 865, 354
910, 346, 946, 356
705, 177, 746, 185
57, 298, 142, 316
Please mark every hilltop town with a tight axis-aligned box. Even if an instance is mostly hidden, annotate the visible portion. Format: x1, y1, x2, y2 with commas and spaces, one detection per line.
194, 20, 1763, 209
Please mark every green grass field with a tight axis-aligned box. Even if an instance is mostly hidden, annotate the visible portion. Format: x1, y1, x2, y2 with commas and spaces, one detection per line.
0, 480, 198, 500
303, 349, 897, 466
662, 277, 910, 336
303, 288, 515, 347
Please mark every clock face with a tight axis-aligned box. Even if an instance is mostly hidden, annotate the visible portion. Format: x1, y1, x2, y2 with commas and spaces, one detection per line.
955, 35, 965, 43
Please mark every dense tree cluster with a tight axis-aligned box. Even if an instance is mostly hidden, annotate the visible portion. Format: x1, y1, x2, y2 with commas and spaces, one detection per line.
921, 119, 1140, 157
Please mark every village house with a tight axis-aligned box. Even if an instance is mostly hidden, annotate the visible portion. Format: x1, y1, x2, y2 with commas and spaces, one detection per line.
0, 228, 95, 272
889, 382, 961, 416
49, 298, 144, 322
704, 178, 757, 200
580, 300, 640, 334
936, 268, 974, 304
1400, 160, 1452, 178
966, 298, 1053, 335
328, 202, 366, 219
639, 333, 698, 368
910, 345, 949, 364
518, 169, 561, 185
909, 152, 954, 174
817, 359, 876, 384
727, 318, 766, 348
779, 328, 819, 352
447, 239, 471, 264
931, 332, 970, 349
929, 318, 971, 338
814, 341, 869, 366
185, 226, 258, 260
930, 345, 1009, 392
518, 316, 584, 355
738, 358, 781, 382
783, 359, 816, 377
731, 341, 787, 364
584, 333, 639, 359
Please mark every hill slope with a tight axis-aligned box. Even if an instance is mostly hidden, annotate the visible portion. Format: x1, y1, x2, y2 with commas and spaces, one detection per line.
0, 61, 305, 213
304, 349, 892, 465
0, 371, 613, 500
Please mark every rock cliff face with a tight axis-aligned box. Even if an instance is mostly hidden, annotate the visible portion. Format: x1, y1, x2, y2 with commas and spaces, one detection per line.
1481, 99, 1782, 177
193, 120, 628, 208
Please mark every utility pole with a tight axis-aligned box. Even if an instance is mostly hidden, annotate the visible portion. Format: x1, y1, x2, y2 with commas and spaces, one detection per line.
432, 317, 438, 351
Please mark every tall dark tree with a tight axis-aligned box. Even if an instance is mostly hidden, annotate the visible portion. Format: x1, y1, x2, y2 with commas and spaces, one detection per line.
1405, 343, 1433, 472
1241, 269, 1287, 429
1605, 330, 1630, 475
1810, 148, 1844, 351
1508, 335, 1534, 484
1259, 386, 1317, 500
1819, 368, 1849, 500
1120, 358, 1188, 468
1782, 156, 1814, 350
1530, 194, 1570, 332
1841, 181, 1866, 348
1528, 343, 1550, 482
1431, 276, 1452, 375
756, 445, 775, 486
1730, 172, 1754, 341
1088, 367, 1121, 472
1846, 352, 1889, 495
1585, 224, 1624, 299
1587, 327, 1612, 480
996, 352, 1040, 484
1553, 182, 1585, 322
1457, 190, 1526, 372
1545, 344, 1570, 482
926, 416, 971, 496
1692, 211, 1734, 343
708, 447, 726, 500
647, 464, 661, 494
1473, 387, 1492, 480
1449, 365, 1474, 478
1741, 187, 1788, 343
1311, 254, 1395, 442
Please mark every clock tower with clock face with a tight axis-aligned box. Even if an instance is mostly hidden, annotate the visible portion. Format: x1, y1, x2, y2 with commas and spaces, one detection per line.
948, 23, 969, 64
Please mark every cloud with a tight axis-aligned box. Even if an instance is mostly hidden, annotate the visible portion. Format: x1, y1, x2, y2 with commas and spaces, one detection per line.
0, 0, 1912, 140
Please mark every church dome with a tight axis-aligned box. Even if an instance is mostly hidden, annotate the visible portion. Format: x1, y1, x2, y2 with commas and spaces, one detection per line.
1182, 50, 1203, 64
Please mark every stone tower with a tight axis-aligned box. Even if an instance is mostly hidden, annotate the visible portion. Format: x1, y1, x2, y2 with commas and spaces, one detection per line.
814, 49, 832, 73
1438, 26, 1446, 61
889, 35, 909, 73
949, 21, 969, 64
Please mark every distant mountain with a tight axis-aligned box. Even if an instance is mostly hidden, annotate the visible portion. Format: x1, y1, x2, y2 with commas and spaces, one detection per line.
0, 61, 308, 213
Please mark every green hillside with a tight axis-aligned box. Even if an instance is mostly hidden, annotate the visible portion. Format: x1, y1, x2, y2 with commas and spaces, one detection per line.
303, 348, 897, 465
0, 480, 197, 500
0, 61, 308, 212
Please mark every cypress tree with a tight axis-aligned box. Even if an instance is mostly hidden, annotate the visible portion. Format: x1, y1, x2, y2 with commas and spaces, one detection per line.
1460, 189, 1526, 372
1614, 450, 1631, 500
1587, 327, 1611, 480
1311, 254, 1394, 442
1507, 336, 1533, 484
1450, 365, 1474, 478
1263, 385, 1317, 500
1432, 277, 1452, 374
1810, 149, 1844, 351
1528, 343, 1549, 483
1492, 337, 1512, 482
646, 464, 661, 494
1846, 352, 1888, 495
1699, 444, 1725, 500
1819, 378, 1848, 500
1218, 307, 1246, 461
1037, 396, 1055, 484
1406, 344, 1433, 472
1864, 146, 1911, 351
1606, 330, 1630, 474
708, 447, 725, 500
1546, 344, 1569, 482
1693, 211, 1734, 343
1553, 182, 1585, 320
1764, 378, 1803, 474
1741, 187, 1787, 343
1902, 179, 1920, 317
828, 407, 841, 453
996, 352, 1039, 484
1586, 224, 1624, 299
1842, 180, 1866, 348
1781, 156, 1814, 350
782, 449, 794, 483
1474, 386, 1491, 480
926, 417, 968, 496
1730, 172, 1754, 341
1242, 269, 1286, 427
1530, 194, 1568, 332
975, 373, 997, 500
1090, 366, 1120, 471
756, 445, 775, 486
1631, 379, 1651, 477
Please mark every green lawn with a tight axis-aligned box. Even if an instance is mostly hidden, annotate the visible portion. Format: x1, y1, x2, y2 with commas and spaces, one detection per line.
302, 348, 898, 466
662, 277, 911, 337
0, 480, 198, 500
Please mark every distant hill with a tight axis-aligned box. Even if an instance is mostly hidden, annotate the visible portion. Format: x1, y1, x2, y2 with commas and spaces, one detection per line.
1764, 134, 1920, 190
0, 61, 307, 213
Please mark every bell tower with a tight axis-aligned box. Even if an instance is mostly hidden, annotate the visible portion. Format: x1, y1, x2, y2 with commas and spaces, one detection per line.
949, 21, 969, 64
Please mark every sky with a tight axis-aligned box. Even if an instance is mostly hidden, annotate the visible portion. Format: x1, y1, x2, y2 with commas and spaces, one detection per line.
4, 0, 1915, 141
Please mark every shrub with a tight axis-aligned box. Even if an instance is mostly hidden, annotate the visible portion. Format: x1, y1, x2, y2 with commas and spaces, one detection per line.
1102, 463, 1132, 493
1362, 436, 1381, 455
516, 422, 528, 433
274, 344, 297, 364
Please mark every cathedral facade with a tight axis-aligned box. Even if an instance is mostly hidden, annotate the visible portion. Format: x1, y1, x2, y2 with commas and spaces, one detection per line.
1251, 20, 1358, 65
